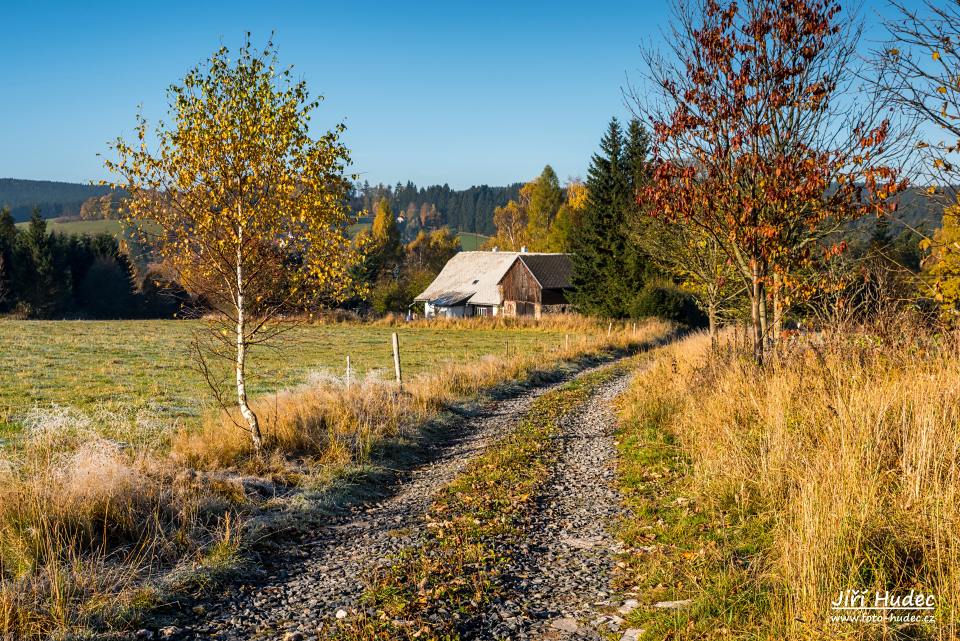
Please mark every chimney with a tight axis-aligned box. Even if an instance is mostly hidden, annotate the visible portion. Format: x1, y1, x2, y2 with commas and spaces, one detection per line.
520, 246, 528, 253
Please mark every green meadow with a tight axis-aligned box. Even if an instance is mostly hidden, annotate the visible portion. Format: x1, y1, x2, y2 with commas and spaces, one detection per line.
0, 320, 569, 431
15, 218, 126, 236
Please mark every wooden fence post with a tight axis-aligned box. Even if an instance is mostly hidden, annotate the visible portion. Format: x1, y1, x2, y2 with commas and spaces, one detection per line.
565, 334, 569, 350
392, 332, 403, 389
607, 321, 613, 337
346, 355, 351, 387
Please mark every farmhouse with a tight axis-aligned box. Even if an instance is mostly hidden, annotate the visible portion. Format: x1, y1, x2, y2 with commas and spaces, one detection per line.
414, 250, 574, 318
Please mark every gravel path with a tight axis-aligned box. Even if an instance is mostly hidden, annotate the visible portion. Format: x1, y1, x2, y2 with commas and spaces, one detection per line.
157, 363, 619, 641
464, 371, 636, 641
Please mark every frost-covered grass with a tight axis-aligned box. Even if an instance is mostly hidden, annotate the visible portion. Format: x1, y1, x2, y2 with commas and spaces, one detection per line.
0, 317, 671, 640
0, 318, 587, 433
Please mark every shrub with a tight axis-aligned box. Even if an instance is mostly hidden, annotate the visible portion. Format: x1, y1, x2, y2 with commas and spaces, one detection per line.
77, 257, 137, 319
630, 280, 707, 328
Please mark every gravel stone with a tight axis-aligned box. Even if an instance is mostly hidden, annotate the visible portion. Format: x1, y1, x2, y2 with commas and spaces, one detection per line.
158, 362, 624, 640
550, 617, 580, 632
654, 599, 692, 609
464, 370, 635, 640
158, 626, 183, 640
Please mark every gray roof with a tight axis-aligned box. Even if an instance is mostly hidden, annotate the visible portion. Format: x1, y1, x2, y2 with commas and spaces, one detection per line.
513, 254, 573, 289
415, 251, 518, 306
415, 251, 572, 307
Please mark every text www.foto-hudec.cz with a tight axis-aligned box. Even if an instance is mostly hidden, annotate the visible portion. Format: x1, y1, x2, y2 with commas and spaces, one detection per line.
830, 589, 936, 624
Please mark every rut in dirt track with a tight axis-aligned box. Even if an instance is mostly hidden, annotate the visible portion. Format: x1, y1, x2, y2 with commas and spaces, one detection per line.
158, 360, 627, 641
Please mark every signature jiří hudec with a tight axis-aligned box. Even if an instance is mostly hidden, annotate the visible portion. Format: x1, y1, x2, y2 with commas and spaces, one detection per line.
831, 589, 936, 611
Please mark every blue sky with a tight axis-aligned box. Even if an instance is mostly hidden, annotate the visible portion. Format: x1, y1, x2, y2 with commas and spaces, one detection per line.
0, 1, 910, 189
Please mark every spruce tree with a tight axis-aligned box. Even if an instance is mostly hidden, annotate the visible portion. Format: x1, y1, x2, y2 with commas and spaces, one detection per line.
570, 117, 657, 317
869, 216, 893, 252
16, 208, 67, 317
570, 118, 627, 316
0, 207, 15, 249
624, 119, 652, 195
618, 119, 657, 311
0, 208, 15, 311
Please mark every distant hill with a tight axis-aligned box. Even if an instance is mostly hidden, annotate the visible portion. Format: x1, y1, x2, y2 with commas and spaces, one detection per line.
889, 187, 946, 235
0, 179, 113, 222
842, 187, 948, 242
1, 178, 947, 241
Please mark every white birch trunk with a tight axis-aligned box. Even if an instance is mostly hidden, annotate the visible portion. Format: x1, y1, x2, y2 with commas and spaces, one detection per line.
235, 222, 263, 455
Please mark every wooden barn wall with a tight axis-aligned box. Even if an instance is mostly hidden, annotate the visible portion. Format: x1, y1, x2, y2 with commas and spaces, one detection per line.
500, 261, 542, 304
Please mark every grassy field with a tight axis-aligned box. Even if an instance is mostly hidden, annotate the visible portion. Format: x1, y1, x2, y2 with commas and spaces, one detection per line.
0, 319, 667, 640
457, 231, 490, 250
15, 218, 126, 236
0, 320, 572, 432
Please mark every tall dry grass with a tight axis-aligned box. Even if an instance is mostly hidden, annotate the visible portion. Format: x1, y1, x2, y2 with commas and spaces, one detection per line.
0, 408, 245, 639
0, 319, 671, 639
174, 319, 671, 470
371, 312, 624, 331
622, 330, 960, 638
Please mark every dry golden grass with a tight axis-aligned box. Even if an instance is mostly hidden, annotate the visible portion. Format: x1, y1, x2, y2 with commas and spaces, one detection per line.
617, 329, 959, 639
0, 413, 244, 639
372, 312, 627, 331
174, 318, 668, 470
0, 319, 671, 640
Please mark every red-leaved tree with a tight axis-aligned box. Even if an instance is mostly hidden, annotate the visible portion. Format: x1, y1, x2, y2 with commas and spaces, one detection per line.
632, 0, 910, 363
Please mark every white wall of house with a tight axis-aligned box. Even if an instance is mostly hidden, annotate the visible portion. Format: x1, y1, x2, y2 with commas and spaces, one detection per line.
423, 302, 500, 318
424, 303, 467, 318
469, 305, 499, 317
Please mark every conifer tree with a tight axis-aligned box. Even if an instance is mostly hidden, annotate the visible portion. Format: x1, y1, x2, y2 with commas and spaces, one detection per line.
617, 119, 657, 310
0, 208, 14, 310
17, 208, 66, 317
570, 117, 656, 317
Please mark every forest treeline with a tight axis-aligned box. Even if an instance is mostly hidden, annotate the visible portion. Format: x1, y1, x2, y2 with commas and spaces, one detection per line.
350, 181, 522, 237
0, 134, 946, 323
1, 178, 522, 236
0, 161, 939, 321
0, 208, 183, 318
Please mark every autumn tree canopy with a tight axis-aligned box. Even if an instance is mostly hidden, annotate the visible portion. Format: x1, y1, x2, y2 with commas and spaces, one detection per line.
635, 0, 909, 362
489, 165, 565, 252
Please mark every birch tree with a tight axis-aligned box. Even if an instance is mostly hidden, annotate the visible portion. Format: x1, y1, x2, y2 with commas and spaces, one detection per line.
105, 37, 358, 456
